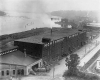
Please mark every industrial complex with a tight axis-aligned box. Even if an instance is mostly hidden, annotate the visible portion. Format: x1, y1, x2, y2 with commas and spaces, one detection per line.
0, 27, 88, 78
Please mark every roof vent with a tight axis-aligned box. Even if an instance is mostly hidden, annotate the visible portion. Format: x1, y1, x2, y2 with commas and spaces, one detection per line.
78, 29, 83, 31
42, 38, 51, 43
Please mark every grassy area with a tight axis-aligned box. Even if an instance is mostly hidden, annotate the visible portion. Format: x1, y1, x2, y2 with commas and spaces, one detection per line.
63, 70, 100, 80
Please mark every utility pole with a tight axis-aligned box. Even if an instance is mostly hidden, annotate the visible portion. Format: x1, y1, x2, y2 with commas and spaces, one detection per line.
51, 27, 52, 36
53, 67, 55, 78
85, 46, 86, 54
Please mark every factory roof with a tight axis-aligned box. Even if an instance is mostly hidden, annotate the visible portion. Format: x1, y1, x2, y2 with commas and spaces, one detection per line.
0, 46, 17, 53
15, 28, 79, 44
0, 50, 39, 67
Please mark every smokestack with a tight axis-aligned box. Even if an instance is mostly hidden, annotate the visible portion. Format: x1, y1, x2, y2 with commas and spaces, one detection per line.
24, 49, 26, 57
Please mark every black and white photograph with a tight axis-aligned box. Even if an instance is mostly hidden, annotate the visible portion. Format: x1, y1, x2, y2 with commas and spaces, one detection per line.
0, 0, 100, 80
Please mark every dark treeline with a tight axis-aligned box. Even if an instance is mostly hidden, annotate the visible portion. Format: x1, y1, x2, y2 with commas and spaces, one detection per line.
51, 10, 98, 21
51, 10, 98, 28
0, 11, 6, 16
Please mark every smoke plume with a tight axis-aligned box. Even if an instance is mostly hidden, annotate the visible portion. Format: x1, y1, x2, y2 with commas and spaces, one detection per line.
0, 0, 61, 35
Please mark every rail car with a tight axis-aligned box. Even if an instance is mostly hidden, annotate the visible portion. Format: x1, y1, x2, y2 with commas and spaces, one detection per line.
14, 28, 88, 66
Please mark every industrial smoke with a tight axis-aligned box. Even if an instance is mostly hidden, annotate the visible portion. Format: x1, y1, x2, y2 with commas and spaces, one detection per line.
0, 0, 61, 35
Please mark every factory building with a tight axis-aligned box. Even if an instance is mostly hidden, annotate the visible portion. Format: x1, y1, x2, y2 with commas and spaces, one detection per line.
14, 28, 87, 68
0, 46, 42, 78
0, 28, 87, 79
51, 16, 62, 22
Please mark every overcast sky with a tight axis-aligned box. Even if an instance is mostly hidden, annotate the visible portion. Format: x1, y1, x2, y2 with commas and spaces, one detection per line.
0, 0, 100, 12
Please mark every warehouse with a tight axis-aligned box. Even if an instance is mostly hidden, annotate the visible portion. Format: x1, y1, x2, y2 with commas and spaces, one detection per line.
0, 46, 43, 78
14, 28, 87, 67
0, 28, 87, 78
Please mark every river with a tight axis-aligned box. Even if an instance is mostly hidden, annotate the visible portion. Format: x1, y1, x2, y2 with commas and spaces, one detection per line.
0, 12, 61, 35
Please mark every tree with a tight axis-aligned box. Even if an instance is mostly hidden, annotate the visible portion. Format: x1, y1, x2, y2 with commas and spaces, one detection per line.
65, 54, 80, 76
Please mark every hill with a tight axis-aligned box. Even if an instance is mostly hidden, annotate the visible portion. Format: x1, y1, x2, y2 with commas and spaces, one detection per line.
0, 11, 6, 16
51, 10, 98, 22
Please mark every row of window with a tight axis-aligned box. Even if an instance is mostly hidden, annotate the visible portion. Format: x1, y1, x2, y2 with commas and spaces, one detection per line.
0, 70, 15, 76
44, 38, 64, 47
56, 38, 64, 43
0, 49, 17, 56
51, 18, 61, 20
0, 69, 24, 77
44, 34, 76, 47
44, 32, 86, 48
68, 33, 79, 38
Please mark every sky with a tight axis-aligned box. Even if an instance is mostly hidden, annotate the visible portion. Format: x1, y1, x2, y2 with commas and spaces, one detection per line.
0, 0, 100, 12
45, 0, 100, 11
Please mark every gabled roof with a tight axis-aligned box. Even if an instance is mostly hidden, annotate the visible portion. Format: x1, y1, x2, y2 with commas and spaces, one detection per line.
0, 50, 38, 67
0, 46, 17, 53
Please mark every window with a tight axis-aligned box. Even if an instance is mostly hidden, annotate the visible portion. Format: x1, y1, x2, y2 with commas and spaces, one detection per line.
17, 69, 21, 75
50, 42, 52, 45
3, 53, 5, 54
2, 53, 4, 54
52, 41, 54, 46
21, 69, 24, 75
6, 70, 9, 75
2, 71, 4, 76
44, 44, 47, 47
6, 51, 9, 53
10, 50, 12, 52
15, 49, 17, 51
57, 40, 59, 42
13, 70, 15, 75
47, 43, 49, 46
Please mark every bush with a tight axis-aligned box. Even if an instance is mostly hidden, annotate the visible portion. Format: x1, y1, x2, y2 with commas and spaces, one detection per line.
77, 71, 99, 80
63, 70, 69, 77
65, 54, 80, 76
64, 53, 99, 80
63, 69, 79, 77
63, 70, 99, 80
90, 75, 99, 80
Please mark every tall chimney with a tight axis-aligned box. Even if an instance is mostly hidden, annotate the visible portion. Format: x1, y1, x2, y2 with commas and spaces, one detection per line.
24, 49, 27, 57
